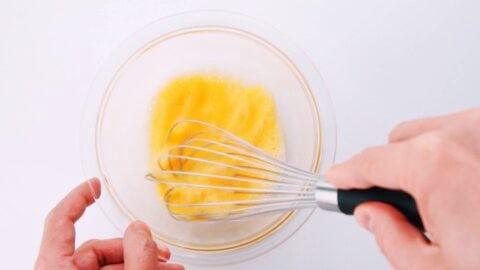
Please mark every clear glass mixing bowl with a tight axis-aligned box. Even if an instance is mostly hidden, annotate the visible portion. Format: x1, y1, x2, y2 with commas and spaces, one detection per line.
81, 11, 336, 266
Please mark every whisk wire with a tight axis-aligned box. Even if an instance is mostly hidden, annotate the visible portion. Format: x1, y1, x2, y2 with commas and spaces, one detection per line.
170, 201, 318, 221
158, 151, 317, 185
166, 120, 315, 176
164, 138, 318, 183
146, 174, 312, 195
148, 119, 322, 221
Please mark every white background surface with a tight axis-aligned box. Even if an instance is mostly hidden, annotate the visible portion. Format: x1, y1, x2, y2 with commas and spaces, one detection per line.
1, 1, 479, 269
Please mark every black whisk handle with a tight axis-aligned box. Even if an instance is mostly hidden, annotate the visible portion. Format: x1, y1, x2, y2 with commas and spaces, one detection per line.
337, 187, 424, 231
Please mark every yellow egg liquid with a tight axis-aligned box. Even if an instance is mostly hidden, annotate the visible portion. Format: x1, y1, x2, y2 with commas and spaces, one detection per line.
149, 74, 283, 219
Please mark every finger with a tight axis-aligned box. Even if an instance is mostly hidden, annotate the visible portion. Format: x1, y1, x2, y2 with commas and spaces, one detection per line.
73, 238, 123, 268
101, 264, 124, 270
124, 221, 169, 270
355, 202, 440, 269
101, 262, 185, 270
388, 109, 480, 143
326, 143, 417, 192
159, 262, 185, 270
39, 178, 101, 258
389, 115, 450, 143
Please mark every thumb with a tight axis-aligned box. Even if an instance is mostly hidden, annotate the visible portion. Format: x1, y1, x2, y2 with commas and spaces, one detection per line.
123, 221, 164, 270
355, 202, 439, 270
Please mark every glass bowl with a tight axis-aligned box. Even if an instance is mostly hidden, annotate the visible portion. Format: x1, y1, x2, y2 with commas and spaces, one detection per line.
81, 11, 336, 266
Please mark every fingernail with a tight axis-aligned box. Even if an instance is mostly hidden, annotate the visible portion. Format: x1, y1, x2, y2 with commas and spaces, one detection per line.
87, 178, 101, 198
355, 209, 372, 232
157, 243, 171, 261
157, 254, 168, 262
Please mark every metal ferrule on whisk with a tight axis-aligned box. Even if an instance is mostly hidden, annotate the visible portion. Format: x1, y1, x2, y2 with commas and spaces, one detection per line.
314, 181, 340, 212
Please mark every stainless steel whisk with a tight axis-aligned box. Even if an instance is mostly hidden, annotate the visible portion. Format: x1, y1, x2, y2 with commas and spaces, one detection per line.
146, 120, 423, 230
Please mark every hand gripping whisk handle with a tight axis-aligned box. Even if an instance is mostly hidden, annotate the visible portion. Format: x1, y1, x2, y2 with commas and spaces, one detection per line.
316, 186, 424, 231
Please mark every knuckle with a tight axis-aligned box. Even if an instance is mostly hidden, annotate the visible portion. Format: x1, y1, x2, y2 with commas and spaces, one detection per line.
415, 132, 451, 158
357, 146, 382, 169
44, 210, 76, 244
411, 132, 458, 193
468, 108, 480, 124
78, 239, 99, 250
45, 207, 66, 227
49, 215, 69, 229
389, 121, 409, 140
464, 107, 480, 116
457, 108, 480, 124
45, 207, 58, 222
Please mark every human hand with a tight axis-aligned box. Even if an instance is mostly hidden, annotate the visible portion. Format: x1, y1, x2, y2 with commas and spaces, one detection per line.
326, 109, 480, 270
34, 179, 185, 270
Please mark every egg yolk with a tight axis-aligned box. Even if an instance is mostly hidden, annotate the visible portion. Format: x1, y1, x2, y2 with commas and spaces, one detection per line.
149, 74, 283, 219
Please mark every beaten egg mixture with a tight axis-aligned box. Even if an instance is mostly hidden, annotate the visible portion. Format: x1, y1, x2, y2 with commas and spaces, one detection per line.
149, 74, 283, 218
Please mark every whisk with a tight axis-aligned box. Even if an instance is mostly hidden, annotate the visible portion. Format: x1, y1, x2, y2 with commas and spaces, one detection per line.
146, 120, 423, 230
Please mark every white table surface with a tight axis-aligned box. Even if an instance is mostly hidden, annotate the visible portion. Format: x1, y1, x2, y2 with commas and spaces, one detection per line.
1, 1, 479, 269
